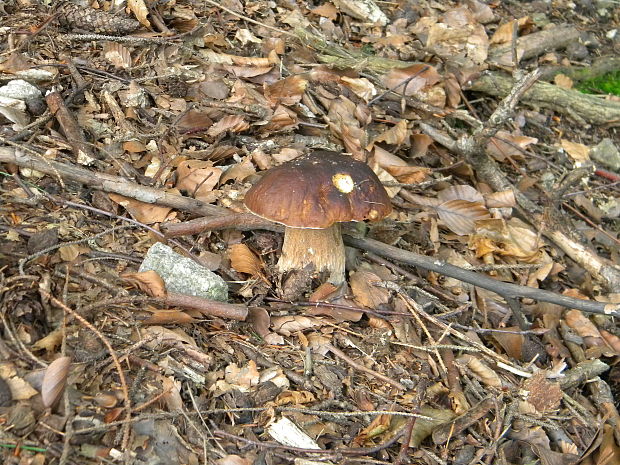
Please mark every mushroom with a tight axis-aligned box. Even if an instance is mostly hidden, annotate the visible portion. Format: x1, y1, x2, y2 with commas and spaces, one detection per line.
244, 151, 392, 285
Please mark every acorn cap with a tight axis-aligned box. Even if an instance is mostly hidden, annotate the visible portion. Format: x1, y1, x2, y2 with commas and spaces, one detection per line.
244, 151, 392, 229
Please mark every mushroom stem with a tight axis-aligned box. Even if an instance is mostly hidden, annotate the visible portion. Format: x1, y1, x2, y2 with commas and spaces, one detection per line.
278, 224, 345, 285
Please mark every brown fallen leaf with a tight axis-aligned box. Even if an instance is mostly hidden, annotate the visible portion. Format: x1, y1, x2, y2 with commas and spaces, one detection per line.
436, 199, 491, 236
108, 193, 173, 224
271, 315, 323, 336
207, 115, 250, 138
265, 75, 308, 106
229, 243, 263, 277
381, 63, 441, 96
42, 356, 71, 408
368, 119, 409, 149
122, 270, 167, 297
458, 354, 502, 388
349, 270, 390, 309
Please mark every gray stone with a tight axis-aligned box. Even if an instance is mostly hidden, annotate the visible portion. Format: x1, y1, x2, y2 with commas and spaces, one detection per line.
139, 242, 228, 301
591, 138, 620, 171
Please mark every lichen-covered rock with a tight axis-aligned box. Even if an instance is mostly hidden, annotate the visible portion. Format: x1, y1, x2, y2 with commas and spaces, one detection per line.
139, 242, 228, 302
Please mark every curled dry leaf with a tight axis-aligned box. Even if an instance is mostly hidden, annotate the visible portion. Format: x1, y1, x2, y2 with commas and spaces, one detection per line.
271, 315, 323, 336
143, 325, 198, 348
367, 315, 393, 330
93, 392, 118, 408
42, 356, 71, 408
381, 63, 441, 97
491, 326, 525, 360
220, 156, 256, 184
143, 310, 197, 325
484, 190, 516, 208
207, 115, 250, 138
340, 121, 366, 161
229, 243, 263, 277
260, 105, 298, 133
59, 243, 88, 262
349, 270, 390, 308
274, 390, 315, 406
561, 139, 590, 165
247, 307, 271, 338
340, 76, 376, 102
486, 130, 538, 162
224, 360, 260, 392
127, 0, 150, 28
108, 193, 173, 224
372, 146, 432, 184
438, 184, 485, 203
435, 199, 491, 236
235, 28, 261, 45
418, 9, 489, 66
310, 3, 338, 20
565, 309, 599, 337
307, 282, 363, 322
458, 354, 502, 388
160, 375, 183, 411
103, 42, 132, 69
122, 270, 167, 297
368, 161, 400, 197
215, 455, 252, 465
265, 75, 308, 106
368, 119, 408, 149
373, 145, 408, 168
600, 329, 620, 353
386, 165, 431, 184
176, 110, 214, 133
353, 412, 392, 446
175, 160, 222, 200
489, 17, 534, 45
554, 74, 574, 89
32, 329, 64, 353
469, 218, 541, 261
398, 407, 457, 447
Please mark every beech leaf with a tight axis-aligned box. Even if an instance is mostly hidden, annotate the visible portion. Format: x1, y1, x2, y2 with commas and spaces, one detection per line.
42, 356, 71, 408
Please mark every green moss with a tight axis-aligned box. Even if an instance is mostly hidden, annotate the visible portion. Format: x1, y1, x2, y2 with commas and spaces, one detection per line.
361, 43, 376, 56
577, 71, 620, 96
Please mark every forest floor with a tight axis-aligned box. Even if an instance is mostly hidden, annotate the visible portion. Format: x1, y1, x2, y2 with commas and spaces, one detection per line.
1, 0, 620, 464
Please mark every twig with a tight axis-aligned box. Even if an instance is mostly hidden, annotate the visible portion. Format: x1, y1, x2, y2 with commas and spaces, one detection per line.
344, 235, 620, 317
163, 211, 620, 316
0, 147, 227, 217
43, 294, 132, 451
45, 91, 95, 163
325, 343, 406, 391
432, 397, 495, 445
213, 426, 404, 457
164, 293, 248, 321
202, 0, 296, 37
394, 417, 416, 465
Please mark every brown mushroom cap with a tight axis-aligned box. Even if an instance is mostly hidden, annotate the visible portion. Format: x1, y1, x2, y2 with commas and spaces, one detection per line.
244, 151, 392, 229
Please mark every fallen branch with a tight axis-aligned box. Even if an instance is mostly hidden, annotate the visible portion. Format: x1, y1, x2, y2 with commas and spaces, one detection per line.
326, 343, 406, 391
466, 71, 620, 125
45, 91, 95, 164
0, 146, 227, 217
165, 293, 248, 321
421, 70, 620, 293
161, 212, 620, 317
488, 25, 579, 66
344, 236, 619, 317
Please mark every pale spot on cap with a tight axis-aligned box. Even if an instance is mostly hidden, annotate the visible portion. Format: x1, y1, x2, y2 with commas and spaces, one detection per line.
332, 173, 354, 194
